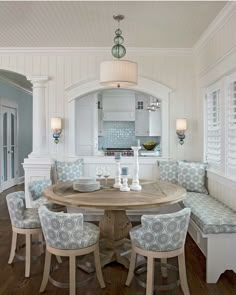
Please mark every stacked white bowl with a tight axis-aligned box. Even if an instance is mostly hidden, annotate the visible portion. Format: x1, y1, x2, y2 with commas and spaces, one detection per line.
73, 177, 100, 192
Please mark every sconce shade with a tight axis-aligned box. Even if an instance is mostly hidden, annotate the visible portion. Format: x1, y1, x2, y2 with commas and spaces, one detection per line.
100, 60, 138, 88
51, 117, 62, 130
176, 118, 187, 131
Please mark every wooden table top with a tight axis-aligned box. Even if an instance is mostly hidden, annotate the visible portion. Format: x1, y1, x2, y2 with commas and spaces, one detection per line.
44, 180, 186, 210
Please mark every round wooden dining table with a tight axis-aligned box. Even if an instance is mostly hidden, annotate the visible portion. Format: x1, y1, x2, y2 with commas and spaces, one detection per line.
44, 180, 186, 268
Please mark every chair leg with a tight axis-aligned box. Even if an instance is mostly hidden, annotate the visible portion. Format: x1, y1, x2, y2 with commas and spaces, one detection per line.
56, 255, 62, 264
125, 250, 136, 286
178, 252, 190, 295
38, 232, 44, 255
94, 245, 105, 288
69, 255, 76, 295
8, 231, 17, 264
161, 258, 168, 278
40, 250, 52, 293
25, 233, 31, 277
146, 256, 154, 295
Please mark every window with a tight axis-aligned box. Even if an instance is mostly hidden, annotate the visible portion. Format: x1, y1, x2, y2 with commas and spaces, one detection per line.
204, 72, 236, 180
205, 85, 221, 170
137, 101, 144, 110
226, 75, 236, 178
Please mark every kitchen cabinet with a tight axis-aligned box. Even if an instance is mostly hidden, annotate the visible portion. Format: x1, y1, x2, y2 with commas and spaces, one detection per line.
135, 110, 149, 136
76, 93, 98, 156
135, 96, 161, 136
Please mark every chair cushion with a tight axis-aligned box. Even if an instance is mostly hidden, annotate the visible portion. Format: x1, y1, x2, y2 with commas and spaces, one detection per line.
177, 161, 208, 194
39, 205, 99, 250
29, 179, 52, 200
183, 192, 236, 234
159, 161, 178, 184
130, 208, 190, 252
55, 160, 83, 182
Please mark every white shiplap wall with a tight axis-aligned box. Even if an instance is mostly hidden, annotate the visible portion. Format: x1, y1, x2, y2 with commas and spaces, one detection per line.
194, 1, 236, 208
0, 48, 197, 162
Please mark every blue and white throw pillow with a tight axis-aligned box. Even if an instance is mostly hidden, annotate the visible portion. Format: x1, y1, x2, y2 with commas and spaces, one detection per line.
159, 161, 178, 184
177, 161, 208, 194
55, 159, 83, 182
29, 179, 52, 200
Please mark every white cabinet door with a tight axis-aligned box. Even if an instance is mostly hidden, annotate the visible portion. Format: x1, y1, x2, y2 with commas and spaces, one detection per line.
76, 94, 98, 156
149, 109, 161, 136
135, 110, 149, 136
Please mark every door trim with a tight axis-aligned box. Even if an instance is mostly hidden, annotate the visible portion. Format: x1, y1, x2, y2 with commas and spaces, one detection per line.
0, 98, 19, 192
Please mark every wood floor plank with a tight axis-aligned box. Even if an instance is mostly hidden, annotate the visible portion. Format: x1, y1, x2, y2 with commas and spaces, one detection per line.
0, 184, 236, 294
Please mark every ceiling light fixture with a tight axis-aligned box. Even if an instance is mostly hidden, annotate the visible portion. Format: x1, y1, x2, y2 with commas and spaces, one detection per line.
100, 15, 138, 88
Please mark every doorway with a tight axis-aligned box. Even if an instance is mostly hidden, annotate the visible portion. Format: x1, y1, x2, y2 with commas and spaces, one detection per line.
1, 105, 17, 190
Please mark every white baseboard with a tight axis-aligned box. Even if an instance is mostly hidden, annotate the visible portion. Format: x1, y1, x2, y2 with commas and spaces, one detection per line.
17, 176, 25, 185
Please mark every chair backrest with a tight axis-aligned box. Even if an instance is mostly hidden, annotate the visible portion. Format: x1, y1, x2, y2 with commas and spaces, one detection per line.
55, 159, 83, 182
38, 205, 84, 249
6, 192, 25, 228
140, 208, 191, 251
28, 179, 52, 201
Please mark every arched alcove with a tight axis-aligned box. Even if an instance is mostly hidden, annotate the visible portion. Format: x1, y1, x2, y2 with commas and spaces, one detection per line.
65, 76, 173, 159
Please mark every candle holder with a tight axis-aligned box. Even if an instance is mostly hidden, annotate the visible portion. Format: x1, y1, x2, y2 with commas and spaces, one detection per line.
113, 160, 122, 188
120, 175, 130, 192
130, 146, 142, 191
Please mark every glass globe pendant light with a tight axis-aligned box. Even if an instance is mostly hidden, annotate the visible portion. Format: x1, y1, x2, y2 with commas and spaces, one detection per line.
100, 15, 138, 88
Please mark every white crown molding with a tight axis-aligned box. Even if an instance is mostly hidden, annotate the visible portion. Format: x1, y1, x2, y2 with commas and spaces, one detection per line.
193, 1, 236, 54
0, 75, 32, 95
0, 47, 193, 56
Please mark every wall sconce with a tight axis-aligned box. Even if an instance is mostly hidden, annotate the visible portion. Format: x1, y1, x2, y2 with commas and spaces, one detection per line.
51, 117, 62, 144
176, 118, 187, 145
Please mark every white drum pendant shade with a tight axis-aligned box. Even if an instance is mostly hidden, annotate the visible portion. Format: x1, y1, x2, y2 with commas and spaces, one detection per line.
100, 60, 138, 88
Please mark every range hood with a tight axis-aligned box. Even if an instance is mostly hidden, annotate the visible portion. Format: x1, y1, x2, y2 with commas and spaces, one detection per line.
102, 90, 135, 121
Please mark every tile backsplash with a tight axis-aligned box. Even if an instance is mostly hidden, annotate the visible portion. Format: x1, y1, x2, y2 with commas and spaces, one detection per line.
98, 121, 160, 149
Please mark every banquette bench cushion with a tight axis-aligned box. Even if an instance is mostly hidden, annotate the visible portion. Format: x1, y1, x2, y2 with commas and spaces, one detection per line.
182, 192, 236, 234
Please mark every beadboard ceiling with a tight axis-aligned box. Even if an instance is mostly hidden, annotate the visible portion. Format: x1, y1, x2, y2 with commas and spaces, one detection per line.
0, 1, 226, 48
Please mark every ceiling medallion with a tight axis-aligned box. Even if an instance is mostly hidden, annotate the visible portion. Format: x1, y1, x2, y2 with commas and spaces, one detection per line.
100, 15, 138, 88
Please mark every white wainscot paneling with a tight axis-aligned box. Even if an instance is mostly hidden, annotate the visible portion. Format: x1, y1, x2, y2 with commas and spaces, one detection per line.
207, 170, 236, 211
82, 156, 160, 181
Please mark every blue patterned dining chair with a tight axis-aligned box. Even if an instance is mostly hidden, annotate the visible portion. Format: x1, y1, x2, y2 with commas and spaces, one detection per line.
38, 205, 105, 295
6, 191, 43, 277
28, 179, 52, 208
125, 208, 191, 295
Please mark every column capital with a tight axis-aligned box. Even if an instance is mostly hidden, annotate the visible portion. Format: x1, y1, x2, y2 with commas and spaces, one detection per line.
27, 76, 49, 85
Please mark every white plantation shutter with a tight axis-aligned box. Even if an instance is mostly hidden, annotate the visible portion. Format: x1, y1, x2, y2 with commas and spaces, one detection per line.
226, 78, 236, 178
205, 88, 221, 169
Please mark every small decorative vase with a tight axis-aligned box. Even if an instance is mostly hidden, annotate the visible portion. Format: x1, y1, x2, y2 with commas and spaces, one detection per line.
113, 160, 122, 188
130, 146, 142, 191
120, 175, 130, 192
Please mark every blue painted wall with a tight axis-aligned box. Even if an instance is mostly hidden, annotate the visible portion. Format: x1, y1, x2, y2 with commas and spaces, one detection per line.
0, 79, 32, 178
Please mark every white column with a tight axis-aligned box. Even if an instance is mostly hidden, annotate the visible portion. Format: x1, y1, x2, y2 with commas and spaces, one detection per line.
27, 76, 48, 157
23, 76, 52, 208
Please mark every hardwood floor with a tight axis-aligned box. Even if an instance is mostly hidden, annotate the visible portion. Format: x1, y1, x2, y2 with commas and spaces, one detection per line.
0, 185, 236, 295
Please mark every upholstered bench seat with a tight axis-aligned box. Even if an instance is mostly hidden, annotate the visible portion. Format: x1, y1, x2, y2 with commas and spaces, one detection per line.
182, 192, 236, 234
